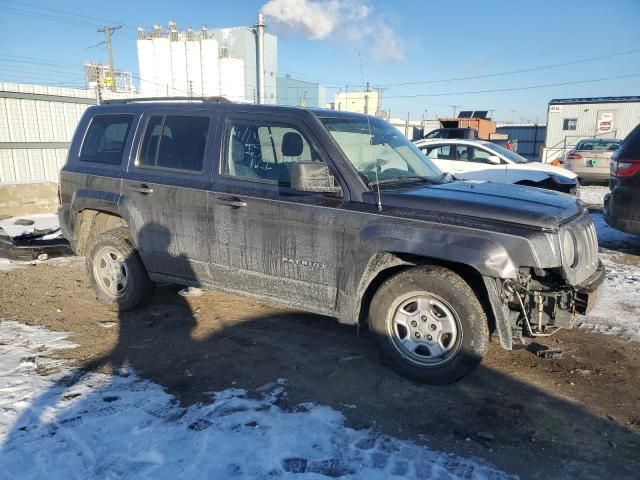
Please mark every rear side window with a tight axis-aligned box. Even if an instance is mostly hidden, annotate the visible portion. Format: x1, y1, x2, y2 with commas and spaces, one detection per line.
80, 114, 133, 164
138, 115, 210, 172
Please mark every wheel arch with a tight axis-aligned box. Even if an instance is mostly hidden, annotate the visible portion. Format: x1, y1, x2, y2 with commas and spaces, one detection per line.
74, 209, 130, 256
354, 251, 502, 347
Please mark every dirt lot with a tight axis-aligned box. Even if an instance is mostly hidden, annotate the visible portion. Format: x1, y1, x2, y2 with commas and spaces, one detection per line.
1, 258, 639, 480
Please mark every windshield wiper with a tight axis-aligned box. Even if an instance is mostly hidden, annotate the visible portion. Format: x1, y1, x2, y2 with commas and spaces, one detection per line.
369, 176, 435, 187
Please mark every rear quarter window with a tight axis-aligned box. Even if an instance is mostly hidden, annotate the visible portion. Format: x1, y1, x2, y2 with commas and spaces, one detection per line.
80, 114, 133, 165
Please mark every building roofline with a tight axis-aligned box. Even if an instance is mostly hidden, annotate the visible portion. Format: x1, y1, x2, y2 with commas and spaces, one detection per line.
549, 96, 640, 105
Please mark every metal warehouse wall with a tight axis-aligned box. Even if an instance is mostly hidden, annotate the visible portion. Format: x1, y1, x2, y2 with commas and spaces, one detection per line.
545, 101, 640, 150
496, 124, 546, 160
0, 83, 132, 184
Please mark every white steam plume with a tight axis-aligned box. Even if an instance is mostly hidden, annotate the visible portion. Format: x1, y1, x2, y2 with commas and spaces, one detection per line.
260, 0, 405, 62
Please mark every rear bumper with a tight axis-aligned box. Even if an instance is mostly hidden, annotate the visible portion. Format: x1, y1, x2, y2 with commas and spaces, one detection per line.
571, 168, 610, 181
0, 230, 72, 260
603, 189, 640, 235
574, 261, 606, 315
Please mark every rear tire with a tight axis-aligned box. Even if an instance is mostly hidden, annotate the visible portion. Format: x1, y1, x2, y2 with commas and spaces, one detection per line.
86, 228, 155, 311
369, 266, 489, 384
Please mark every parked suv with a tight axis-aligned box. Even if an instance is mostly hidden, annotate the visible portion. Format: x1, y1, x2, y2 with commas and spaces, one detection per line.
58, 99, 605, 384
605, 125, 640, 234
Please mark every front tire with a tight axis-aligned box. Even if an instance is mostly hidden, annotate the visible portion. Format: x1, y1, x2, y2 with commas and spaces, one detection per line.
86, 228, 155, 311
369, 266, 489, 384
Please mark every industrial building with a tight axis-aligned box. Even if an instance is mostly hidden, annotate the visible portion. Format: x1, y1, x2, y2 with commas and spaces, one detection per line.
332, 89, 380, 115
542, 96, 640, 162
136, 20, 277, 103
0, 82, 131, 213
84, 62, 136, 94
496, 124, 547, 160
276, 75, 324, 108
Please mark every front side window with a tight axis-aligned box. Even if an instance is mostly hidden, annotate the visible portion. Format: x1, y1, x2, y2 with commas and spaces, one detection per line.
423, 145, 453, 160
223, 121, 323, 185
563, 118, 577, 131
321, 117, 442, 188
80, 114, 133, 165
138, 115, 209, 172
455, 145, 494, 164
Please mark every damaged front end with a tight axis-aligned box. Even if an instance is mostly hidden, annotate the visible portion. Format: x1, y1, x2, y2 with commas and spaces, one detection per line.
503, 264, 605, 339
484, 263, 605, 349
483, 210, 605, 349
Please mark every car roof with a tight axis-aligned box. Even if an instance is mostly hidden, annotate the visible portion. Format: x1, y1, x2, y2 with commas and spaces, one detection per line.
89, 99, 372, 122
576, 138, 621, 143
415, 138, 494, 147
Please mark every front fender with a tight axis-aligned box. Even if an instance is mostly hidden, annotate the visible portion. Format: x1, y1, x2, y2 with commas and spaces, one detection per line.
360, 222, 521, 279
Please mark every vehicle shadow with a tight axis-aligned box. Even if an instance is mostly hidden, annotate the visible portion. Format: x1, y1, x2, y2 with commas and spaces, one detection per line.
1, 224, 639, 479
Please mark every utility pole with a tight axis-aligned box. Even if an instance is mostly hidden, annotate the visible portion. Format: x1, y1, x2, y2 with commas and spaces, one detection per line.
450, 105, 460, 117
98, 25, 121, 92
510, 110, 517, 123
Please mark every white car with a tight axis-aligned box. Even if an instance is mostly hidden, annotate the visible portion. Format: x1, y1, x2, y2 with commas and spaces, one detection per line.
414, 139, 579, 195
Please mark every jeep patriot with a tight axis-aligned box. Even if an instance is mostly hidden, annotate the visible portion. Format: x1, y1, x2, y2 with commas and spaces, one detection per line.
58, 98, 605, 384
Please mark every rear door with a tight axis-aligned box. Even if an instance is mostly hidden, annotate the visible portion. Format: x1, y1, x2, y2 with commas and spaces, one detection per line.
206, 113, 346, 314
421, 143, 455, 173
121, 109, 216, 283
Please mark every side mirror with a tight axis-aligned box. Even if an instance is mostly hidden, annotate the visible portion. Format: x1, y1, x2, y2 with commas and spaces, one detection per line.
290, 162, 341, 194
487, 155, 501, 164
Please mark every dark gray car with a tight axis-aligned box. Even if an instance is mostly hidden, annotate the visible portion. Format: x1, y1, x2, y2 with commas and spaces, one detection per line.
58, 99, 605, 384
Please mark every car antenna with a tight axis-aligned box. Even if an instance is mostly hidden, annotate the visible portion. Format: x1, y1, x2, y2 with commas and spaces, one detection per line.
359, 51, 382, 211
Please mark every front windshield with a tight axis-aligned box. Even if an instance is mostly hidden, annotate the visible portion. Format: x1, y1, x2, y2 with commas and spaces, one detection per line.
488, 143, 530, 164
321, 116, 443, 187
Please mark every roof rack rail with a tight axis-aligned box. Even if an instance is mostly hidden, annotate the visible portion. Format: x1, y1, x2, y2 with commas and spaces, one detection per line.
102, 96, 232, 104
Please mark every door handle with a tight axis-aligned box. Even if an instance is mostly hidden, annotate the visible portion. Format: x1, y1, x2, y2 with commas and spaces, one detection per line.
130, 184, 154, 195
216, 196, 247, 208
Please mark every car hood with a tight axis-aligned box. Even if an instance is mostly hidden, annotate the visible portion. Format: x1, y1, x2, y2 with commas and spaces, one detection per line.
508, 161, 577, 179
378, 180, 583, 229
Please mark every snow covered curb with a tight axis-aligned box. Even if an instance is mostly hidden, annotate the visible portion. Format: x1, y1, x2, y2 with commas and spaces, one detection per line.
0, 320, 515, 479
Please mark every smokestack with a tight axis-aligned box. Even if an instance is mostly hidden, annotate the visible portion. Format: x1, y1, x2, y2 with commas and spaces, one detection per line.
256, 13, 265, 105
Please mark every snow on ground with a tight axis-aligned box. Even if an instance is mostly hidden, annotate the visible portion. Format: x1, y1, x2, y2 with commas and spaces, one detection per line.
0, 213, 62, 239
579, 185, 609, 207
0, 320, 515, 479
577, 212, 640, 341
0, 255, 83, 272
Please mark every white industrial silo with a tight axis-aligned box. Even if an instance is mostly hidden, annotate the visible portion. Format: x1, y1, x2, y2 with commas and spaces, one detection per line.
137, 27, 156, 96
219, 56, 246, 102
200, 27, 220, 97
169, 23, 187, 96
184, 29, 203, 97
152, 30, 172, 97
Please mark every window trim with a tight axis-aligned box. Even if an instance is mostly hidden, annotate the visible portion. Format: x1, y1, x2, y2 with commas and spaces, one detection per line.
78, 113, 134, 166
219, 116, 325, 187
133, 112, 212, 175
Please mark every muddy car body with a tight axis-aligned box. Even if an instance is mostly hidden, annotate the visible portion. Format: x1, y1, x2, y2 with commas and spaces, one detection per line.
58, 99, 605, 384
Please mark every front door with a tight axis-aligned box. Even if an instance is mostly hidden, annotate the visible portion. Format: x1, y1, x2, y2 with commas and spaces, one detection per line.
121, 110, 216, 284
207, 114, 345, 314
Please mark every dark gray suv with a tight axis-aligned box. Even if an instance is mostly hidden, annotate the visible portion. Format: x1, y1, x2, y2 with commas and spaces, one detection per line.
58, 99, 605, 384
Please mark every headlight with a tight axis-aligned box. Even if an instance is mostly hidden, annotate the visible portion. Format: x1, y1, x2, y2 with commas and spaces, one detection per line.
561, 231, 577, 268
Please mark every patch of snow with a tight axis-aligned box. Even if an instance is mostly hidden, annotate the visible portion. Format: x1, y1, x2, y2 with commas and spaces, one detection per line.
579, 251, 640, 342
578, 213, 640, 341
0, 255, 83, 272
0, 213, 61, 239
591, 212, 639, 250
0, 320, 516, 479
579, 185, 609, 207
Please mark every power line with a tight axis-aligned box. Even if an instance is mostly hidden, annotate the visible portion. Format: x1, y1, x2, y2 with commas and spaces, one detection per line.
373, 49, 640, 88
0, 0, 137, 29
383, 73, 640, 99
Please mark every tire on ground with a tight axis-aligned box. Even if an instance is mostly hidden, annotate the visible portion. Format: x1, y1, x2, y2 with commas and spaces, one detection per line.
86, 227, 155, 311
369, 265, 489, 384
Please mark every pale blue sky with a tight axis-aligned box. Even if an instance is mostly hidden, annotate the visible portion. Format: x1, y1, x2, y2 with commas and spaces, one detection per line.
0, 0, 638, 122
